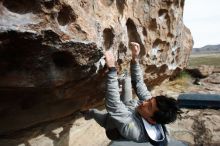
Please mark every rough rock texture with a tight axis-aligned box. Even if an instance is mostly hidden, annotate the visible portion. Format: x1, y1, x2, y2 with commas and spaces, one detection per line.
0, 0, 193, 137
168, 109, 220, 146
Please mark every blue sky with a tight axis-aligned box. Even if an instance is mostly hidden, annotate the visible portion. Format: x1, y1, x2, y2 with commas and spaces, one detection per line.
183, 0, 220, 48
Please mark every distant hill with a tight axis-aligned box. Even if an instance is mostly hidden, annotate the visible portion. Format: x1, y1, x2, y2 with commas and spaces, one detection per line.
191, 44, 220, 54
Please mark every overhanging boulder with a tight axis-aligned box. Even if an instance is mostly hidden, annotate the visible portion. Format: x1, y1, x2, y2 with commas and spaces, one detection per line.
0, 0, 193, 135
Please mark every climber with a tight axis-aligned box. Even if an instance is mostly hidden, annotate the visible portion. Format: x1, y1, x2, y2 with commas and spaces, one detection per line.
82, 42, 182, 145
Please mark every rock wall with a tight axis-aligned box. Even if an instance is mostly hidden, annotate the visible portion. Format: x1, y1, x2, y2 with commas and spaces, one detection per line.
0, 0, 193, 136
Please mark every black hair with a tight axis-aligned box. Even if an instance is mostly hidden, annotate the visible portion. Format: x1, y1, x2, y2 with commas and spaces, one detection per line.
152, 95, 182, 124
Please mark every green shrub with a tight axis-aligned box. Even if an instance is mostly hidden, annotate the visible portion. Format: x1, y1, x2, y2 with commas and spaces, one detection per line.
177, 70, 191, 79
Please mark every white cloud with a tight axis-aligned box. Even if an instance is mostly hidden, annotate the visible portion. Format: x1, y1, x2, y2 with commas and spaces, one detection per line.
183, 0, 220, 48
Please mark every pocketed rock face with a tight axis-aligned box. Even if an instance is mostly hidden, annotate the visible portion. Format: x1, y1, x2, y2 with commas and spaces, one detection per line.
0, 0, 193, 136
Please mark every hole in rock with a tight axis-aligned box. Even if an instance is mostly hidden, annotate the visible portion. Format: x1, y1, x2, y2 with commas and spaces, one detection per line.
52, 51, 74, 68
175, 55, 179, 63
117, 58, 123, 66
167, 32, 174, 38
126, 18, 145, 55
118, 42, 127, 54
175, 48, 180, 62
180, 0, 184, 8
42, 0, 59, 9
160, 64, 168, 73
0, 32, 48, 75
142, 27, 147, 36
174, 0, 180, 7
153, 39, 162, 48
3, 0, 41, 14
162, 0, 172, 6
152, 39, 170, 54
101, 0, 114, 6
103, 28, 115, 50
149, 18, 157, 31
176, 47, 180, 54
57, 5, 77, 26
158, 9, 168, 17
158, 9, 171, 30
116, 0, 126, 15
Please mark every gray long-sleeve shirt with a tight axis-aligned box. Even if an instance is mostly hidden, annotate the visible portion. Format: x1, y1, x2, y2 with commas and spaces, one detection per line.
105, 62, 153, 142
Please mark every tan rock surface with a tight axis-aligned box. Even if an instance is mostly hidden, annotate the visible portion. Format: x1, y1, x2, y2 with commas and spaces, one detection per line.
0, 0, 193, 142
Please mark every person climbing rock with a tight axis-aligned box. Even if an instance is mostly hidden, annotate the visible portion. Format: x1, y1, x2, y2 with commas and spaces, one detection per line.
82, 42, 182, 145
